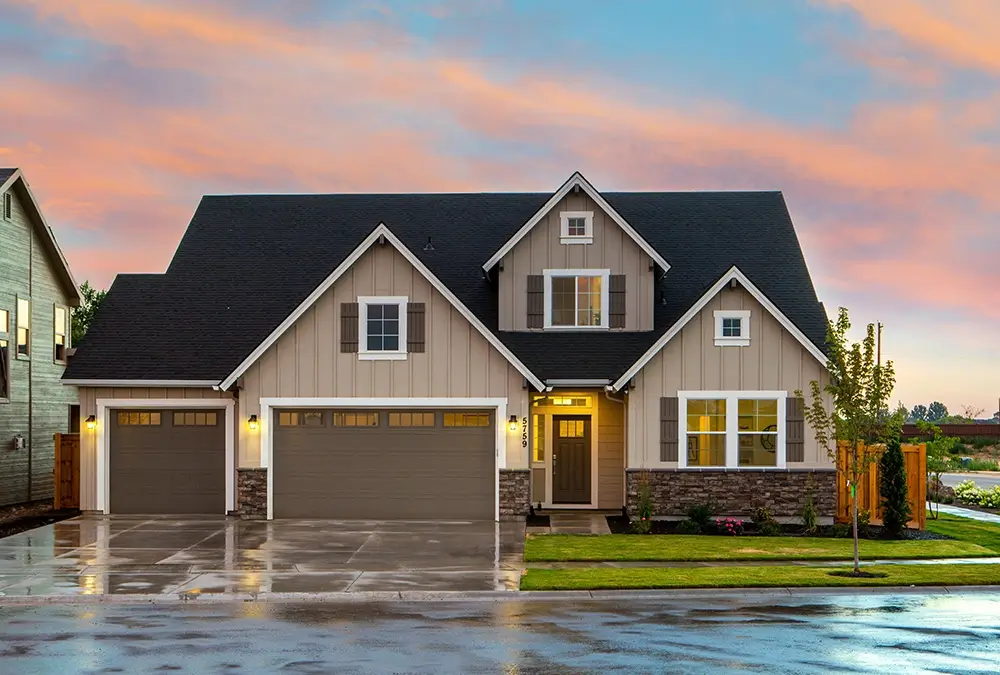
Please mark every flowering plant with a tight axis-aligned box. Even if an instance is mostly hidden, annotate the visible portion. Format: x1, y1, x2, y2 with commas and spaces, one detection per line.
715, 517, 744, 536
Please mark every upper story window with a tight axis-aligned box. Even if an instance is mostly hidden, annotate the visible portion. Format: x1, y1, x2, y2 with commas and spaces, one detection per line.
714, 310, 751, 347
54, 306, 68, 363
2, 192, 11, 221
16, 297, 29, 357
559, 211, 593, 244
359, 296, 407, 361
543, 269, 610, 329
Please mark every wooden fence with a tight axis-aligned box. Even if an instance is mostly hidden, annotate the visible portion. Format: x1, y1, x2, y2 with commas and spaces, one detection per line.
53, 433, 80, 510
836, 443, 927, 530
901, 424, 1000, 439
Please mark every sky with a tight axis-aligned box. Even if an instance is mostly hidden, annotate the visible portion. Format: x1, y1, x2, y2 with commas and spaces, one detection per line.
0, 0, 997, 415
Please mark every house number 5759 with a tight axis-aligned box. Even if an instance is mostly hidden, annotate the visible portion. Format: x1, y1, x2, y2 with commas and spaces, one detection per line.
521, 416, 528, 448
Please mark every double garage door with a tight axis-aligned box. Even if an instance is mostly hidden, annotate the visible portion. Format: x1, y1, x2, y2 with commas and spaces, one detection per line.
107, 406, 495, 519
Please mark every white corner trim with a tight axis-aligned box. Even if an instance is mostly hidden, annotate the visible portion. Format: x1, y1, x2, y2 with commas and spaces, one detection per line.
218, 223, 545, 392
63, 379, 222, 387
714, 309, 751, 347
676, 391, 787, 470
259, 397, 508, 521
612, 266, 828, 391
358, 295, 408, 361
482, 172, 670, 272
559, 210, 594, 245
542, 268, 611, 329
93, 398, 236, 515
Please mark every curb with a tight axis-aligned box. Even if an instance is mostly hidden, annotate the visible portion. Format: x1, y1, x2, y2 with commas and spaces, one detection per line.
2, 585, 998, 605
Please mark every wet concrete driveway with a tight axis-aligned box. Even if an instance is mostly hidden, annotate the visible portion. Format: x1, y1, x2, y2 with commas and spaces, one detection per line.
1, 592, 998, 673
0, 516, 524, 598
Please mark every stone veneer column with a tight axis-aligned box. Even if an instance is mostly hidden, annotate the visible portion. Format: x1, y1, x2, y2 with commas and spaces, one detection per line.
235, 468, 268, 519
625, 469, 837, 518
499, 469, 531, 520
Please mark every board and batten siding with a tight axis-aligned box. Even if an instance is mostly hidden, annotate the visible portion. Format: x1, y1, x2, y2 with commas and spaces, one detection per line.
627, 286, 832, 469
238, 243, 529, 469
498, 191, 655, 331
0, 183, 79, 507
597, 393, 625, 509
76, 387, 235, 511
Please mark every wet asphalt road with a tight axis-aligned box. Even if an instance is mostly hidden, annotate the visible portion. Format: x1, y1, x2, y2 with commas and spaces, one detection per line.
3, 594, 1000, 674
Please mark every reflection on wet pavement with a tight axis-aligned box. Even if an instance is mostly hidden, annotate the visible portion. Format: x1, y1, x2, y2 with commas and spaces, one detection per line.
0, 516, 525, 597
0, 593, 998, 673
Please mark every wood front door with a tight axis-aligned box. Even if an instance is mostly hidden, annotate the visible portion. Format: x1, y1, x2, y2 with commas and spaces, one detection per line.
552, 415, 591, 504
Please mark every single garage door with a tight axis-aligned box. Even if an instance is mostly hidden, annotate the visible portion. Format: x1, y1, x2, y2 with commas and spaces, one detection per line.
272, 409, 495, 519
109, 409, 226, 514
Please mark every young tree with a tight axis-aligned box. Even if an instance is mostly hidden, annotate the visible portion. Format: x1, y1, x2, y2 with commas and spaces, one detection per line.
927, 401, 949, 423
71, 281, 108, 346
796, 307, 905, 575
878, 437, 911, 538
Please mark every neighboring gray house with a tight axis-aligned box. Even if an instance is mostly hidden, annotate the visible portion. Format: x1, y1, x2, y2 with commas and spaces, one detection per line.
0, 168, 81, 507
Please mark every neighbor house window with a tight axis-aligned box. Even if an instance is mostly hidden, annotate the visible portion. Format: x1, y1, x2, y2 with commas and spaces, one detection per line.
714, 310, 751, 347
54, 306, 68, 363
16, 298, 29, 357
543, 269, 610, 328
358, 296, 407, 360
532, 414, 545, 462
559, 211, 594, 244
2, 192, 11, 221
678, 392, 786, 469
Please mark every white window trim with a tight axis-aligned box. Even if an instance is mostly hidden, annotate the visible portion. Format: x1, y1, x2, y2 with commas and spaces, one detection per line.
358, 295, 408, 361
714, 310, 751, 347
676, 391, 786, 470
559, 210, 594, 244
542, 268, 610, 330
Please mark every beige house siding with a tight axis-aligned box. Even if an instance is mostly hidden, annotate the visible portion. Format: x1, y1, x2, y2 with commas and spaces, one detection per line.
597, 393, 625, 509
627, 286, 831, 469
238, 243, 529, 469
77, 386, 234, 511
498, 191, 655, 331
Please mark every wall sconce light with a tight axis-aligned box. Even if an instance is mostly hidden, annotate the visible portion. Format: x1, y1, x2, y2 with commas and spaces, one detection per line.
248, 414, 259, 431
508, 415, 518, 432
85, 415, 96, 431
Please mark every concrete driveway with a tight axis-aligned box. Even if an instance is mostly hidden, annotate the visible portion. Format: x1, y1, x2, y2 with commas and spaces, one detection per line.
0, 516, 524, 600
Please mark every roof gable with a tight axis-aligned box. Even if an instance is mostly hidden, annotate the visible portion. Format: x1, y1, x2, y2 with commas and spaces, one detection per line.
482, 172, 670, 273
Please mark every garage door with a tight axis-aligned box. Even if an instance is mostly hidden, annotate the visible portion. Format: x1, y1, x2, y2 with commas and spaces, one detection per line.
109, 409, 226, 514
272, 409, 495, 519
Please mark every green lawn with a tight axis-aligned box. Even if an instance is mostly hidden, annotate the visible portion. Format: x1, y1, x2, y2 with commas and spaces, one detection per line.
524, 533, 992, 563
520, 564, 1000, 591
926, 512, 1000, 554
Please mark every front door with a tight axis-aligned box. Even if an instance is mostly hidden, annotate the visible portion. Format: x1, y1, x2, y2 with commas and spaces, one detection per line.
552, 415, 591, 504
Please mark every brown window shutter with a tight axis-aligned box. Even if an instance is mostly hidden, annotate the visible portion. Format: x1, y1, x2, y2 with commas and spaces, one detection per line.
786, 396, 805, 462
340, 302, 359, 353
527, 275, 544, 329
610, 275, 626, 328
660, 396, 679, 462
407, 302, 426, 353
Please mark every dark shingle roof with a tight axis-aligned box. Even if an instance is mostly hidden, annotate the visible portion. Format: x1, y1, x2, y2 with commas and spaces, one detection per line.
0, 168, 16, 184
65, 191, 827, 383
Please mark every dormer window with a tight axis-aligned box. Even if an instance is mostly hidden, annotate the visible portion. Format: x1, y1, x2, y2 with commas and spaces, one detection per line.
714, 310, 751, 347
559, 211, 593, 244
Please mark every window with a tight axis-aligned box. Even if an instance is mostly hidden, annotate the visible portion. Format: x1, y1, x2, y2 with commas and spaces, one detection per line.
686, 399, 727, 467
359, 296, 407, 360
559, 211, 593, 244
0, 309, 8, 333
16, 298, 29, 357
388, 412, 435, 427
173, 411, 219, 426
118, 411, 162, 426
677, 392, 786, 469
532, 414, 545, 462
714, 310, 751, 347
2, 192, 11, 221
332, 411, 379, 427
54, 306, 68, 363
0, 339, 8, 400
543, 269, 610, 328
443, 412, 490, 427
557, 419, 586, 438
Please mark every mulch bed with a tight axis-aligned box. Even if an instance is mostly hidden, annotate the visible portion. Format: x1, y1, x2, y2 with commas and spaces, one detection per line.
605, 515, 950, 541
0, 501, 80, 539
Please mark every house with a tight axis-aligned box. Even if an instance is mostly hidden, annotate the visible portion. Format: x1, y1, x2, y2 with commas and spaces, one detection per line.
0, 168, 81, 507
63, 172, 834, 521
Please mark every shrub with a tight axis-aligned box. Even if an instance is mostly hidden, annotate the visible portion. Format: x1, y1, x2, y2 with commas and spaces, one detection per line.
686, 503, 715, 533
800, 496, 818, 535
878, 437, 911, 539
751, 506, 781, 536
631, 473, 654, 534
676, 519, 702, 535
715, 517, 744, 536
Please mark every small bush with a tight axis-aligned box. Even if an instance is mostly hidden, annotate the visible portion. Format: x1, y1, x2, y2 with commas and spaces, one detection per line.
715, 517, 744, 536
800, 496, 818, 535
686, 503, 715, 533
675, 519, 702, 535
751, 506, 781, 536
